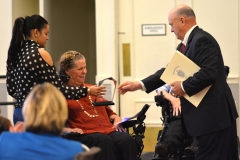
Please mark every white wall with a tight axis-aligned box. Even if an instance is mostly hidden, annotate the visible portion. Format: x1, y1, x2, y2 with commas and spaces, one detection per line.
0, 1, 12, 75
95, 0, 118, 113
0, 0, 39, 123
0, 0, 14, 123
194, 0, 239, 77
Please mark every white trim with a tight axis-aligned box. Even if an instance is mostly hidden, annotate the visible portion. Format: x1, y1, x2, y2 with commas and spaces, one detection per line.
39, 0, 44, 17
227, 77, 239, 84
95, 0, 118, 113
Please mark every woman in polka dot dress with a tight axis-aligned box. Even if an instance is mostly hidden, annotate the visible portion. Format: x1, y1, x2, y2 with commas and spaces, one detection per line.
7, 15, 105, 124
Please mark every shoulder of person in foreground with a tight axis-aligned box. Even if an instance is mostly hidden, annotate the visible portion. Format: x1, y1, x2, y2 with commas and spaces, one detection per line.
61, 135, 84, 149
0, 131, 22, 146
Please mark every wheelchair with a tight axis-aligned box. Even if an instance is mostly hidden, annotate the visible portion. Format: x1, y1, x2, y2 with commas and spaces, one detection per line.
121, 104, 150, 159
62, 104, 150, 160
151, 92, 195, 160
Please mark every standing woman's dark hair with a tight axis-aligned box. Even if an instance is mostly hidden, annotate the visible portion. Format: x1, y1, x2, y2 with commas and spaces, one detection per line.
6, 15, 105, 124
8, 15, 48, 67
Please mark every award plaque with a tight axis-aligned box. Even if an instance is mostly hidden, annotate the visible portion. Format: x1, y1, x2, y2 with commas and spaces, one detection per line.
92, 77, 116, 106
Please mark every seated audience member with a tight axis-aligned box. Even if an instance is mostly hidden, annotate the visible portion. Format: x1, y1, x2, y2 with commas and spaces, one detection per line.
155, 84, 197, 158
59, 51, 138, 160
0, 83, 84, 160
0, 116, 12, 134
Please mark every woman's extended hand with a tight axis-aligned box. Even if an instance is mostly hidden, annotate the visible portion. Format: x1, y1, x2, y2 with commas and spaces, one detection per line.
114, 124, 126, 133
88, 85, 106, 96
64, 128, 84, 134
112, 116, 126, 133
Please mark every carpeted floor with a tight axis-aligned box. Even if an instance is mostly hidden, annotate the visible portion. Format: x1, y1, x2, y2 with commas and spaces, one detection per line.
140, 151, 240, 160
140, 152, 196, 160
140, 152, 154, 160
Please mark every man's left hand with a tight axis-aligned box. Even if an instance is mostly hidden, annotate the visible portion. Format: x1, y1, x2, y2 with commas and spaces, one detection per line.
170, 81, 185, 97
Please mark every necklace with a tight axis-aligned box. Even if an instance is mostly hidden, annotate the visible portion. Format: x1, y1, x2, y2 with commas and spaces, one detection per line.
76, 96, 99, 118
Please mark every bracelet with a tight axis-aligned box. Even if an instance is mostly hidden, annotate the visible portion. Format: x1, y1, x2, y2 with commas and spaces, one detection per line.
87, 88, 90, 95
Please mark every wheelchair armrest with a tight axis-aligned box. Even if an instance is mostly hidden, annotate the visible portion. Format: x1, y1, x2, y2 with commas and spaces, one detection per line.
121, 120, 139, 128
62, 132, 93, 146
62, 132, 82, 139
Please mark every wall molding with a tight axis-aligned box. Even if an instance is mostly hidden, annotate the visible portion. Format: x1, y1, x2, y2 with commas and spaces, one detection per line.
134, 99, 162, 126
227, 77, 239, 84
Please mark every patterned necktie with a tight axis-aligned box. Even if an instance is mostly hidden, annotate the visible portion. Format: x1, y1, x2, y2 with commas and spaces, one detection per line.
181, 43, 186, 54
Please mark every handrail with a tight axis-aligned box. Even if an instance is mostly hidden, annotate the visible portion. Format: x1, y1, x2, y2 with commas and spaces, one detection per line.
0, 102, 16, 105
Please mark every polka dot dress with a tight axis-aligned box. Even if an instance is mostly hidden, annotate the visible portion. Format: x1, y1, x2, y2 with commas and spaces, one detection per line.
6, 40, 87, 108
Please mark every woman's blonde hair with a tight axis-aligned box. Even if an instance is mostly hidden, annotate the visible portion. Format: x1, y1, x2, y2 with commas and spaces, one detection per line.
22, 82, 68, 134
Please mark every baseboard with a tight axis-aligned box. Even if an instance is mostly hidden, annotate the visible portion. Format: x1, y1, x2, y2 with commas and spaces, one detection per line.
142, 126, 163, 152
128, 126, 163, 152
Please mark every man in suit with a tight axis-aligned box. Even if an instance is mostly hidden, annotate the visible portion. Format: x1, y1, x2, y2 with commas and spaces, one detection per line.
118, 4, 239, 160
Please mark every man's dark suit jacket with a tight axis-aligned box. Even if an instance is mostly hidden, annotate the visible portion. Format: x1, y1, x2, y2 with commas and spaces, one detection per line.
142, 26, 238, 137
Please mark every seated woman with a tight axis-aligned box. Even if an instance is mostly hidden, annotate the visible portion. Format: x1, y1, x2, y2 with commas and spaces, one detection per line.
59, 51, 138, 160
0, 83, 84, 160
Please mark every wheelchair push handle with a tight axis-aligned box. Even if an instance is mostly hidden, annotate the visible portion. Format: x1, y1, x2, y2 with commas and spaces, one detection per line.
154, 91, 170, 108
137, 104, 150, 122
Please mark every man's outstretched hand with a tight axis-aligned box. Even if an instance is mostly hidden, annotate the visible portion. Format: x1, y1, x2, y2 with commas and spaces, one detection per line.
118, 81, 142, 95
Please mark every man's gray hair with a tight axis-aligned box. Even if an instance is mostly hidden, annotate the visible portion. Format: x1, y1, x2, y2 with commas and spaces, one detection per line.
177, 7, 195, 17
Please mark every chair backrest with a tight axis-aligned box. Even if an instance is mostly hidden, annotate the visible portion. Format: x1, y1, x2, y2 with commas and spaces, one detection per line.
74, 147, 101, 160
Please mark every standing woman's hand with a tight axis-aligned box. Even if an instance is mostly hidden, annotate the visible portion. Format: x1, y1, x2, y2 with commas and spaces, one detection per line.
88, 86, 106, 96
